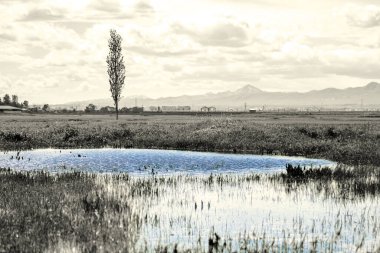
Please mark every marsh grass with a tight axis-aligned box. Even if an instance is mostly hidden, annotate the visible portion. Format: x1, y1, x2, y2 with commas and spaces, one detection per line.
0, 165, 379, 252
0, 169, 141, 253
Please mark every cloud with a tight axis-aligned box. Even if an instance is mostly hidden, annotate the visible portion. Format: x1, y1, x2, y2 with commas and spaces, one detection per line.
19, 8, 65, 21
163, 64, 182, 72
129, 46, 197, 57
0, 33, 17, 41
320, 47, 380, 79
0, 76, 12, 91
90, 0, 122, 13
176, 65, 260, 82
134, 1, 154, 16
172, 19, 251, 47
124, 26, 200, 58
303, 35, 357, 47
88, 0, 154, 19
271, 41, 317, 64
343, 4, 380, 28
55, 21, 95, 34
261, 64, 325, 79
263, 42, 380, 79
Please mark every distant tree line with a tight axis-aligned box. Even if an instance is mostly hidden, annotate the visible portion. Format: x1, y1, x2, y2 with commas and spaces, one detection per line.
0, 94, 29, 108
85, 104, 141, 113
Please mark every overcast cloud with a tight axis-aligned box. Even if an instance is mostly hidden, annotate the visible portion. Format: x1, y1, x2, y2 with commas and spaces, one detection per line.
0, 0, 380, 104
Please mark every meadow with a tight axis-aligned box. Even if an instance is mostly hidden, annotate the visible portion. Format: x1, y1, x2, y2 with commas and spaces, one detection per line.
0, 112, 380, 252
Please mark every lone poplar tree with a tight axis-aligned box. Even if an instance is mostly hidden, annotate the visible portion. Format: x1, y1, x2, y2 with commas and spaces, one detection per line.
107, 29, 125, 120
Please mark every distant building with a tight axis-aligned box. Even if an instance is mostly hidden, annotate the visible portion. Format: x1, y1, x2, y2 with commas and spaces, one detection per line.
161, 106, 191, 112
176, 106, 191, 111
128, 106, 144, 113
99, 106, 116, 112
149, 106, 159, 112
201, 106, 216, 112
0, 105, 23, 113
161, 106, 177, 112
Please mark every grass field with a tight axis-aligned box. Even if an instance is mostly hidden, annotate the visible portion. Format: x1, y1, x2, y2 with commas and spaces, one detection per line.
0, 112, 379, 252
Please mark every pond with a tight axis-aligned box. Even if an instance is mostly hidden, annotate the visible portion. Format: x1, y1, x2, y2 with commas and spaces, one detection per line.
1, 148, 378, 251
0, 148, 334, 175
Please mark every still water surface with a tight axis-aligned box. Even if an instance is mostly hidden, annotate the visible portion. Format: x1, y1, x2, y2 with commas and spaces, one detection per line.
0, 148, 334, 175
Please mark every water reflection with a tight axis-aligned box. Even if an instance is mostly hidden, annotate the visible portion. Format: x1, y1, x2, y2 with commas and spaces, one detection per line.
0, 149, 334, 175
98, 174, 380, 252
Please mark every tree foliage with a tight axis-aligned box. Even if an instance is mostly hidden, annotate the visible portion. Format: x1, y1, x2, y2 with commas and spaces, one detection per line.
0, 94, 28, 108
3, 94, 10, 105
85, 104, 96, 113
42, 104, 50, 112
106, 29, 126, 120
11, 95, 18, 106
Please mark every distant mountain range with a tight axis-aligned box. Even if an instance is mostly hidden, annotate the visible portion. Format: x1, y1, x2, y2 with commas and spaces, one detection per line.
56, 82, 380, 110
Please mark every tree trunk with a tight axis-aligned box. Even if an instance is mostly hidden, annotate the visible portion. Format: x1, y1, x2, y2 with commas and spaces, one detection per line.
115, 101, 119, 120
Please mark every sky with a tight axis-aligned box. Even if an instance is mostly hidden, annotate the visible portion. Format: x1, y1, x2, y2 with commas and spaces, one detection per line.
1, 0, 380, 104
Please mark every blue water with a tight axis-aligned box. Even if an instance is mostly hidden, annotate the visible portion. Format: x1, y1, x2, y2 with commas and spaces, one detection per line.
0, 149, 334, 175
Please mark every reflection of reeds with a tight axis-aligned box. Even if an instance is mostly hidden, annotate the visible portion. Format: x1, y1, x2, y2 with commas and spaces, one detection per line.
0, 165, 379, 252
